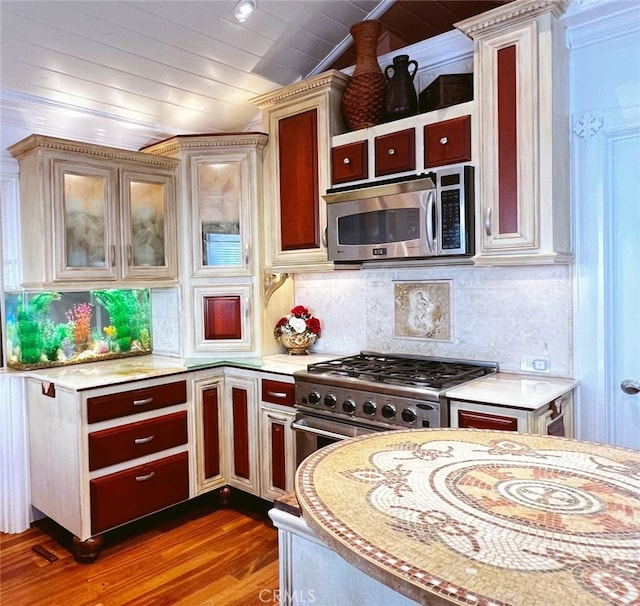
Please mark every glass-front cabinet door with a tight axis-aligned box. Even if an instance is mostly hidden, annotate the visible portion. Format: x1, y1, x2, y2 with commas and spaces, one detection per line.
191, 154, 253, 277
121, 170, 177, 281
53, 161, 119, 281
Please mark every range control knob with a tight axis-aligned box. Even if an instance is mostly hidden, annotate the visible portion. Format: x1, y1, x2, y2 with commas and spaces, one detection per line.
362, 400, 376, 416
401, 408, 417, 423
308, 392, 320, 405
324, 394, 337, 408
342, 399, 356, 414
382, 404, 396, 419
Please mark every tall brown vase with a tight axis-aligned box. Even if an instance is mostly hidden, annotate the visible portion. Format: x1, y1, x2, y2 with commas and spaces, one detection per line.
341, 20, 387, 131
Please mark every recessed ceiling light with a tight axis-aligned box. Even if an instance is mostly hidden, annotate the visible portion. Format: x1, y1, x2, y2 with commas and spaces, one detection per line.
234, 0, 256, 23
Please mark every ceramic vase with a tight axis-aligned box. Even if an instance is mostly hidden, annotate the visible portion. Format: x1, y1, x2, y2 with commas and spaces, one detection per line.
384, 54, 419, 121
341, 20, 387, 131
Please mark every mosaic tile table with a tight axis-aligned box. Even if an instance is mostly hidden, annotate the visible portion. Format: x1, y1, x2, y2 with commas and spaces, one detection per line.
295, 429, 640, 606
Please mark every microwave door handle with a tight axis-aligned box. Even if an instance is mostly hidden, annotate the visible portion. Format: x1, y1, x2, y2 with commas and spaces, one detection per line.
425, 190, 436, 254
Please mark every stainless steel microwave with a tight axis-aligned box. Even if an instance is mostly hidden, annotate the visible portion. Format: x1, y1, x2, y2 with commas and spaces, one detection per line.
324, 165, 474, 263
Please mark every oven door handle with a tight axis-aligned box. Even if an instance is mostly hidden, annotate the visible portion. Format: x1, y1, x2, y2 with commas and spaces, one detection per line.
291, 420, 348, 441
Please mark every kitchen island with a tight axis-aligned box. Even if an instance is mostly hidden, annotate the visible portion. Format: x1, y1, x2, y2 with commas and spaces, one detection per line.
279, 429, 640, 606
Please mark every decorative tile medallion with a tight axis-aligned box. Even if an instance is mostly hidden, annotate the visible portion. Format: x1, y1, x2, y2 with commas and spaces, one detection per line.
394, 280, 452, 341
296, 430, 640, 606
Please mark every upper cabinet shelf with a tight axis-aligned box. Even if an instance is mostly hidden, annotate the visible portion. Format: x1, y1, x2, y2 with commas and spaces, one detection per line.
8, 135, 180, 289
329, 104, 474, 188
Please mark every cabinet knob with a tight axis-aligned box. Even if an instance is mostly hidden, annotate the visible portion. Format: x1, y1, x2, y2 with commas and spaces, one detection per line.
387, 148, 396, 156
440, 136, 448, 145
342, 157, 351, 165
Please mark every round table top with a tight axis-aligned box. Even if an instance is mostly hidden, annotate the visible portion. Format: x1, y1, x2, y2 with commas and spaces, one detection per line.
295, 429, 640, 606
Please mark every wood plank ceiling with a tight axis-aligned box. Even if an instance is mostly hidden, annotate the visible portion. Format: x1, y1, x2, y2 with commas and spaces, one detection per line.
0, 1, 509, 152
331, 1, 509, 70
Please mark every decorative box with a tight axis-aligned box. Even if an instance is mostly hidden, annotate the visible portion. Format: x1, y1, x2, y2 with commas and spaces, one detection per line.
419, 74, 474, 113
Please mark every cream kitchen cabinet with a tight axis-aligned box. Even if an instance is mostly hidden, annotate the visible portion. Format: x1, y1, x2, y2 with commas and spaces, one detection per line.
223, 372, 261, 496
450, 392, 574, 437
142, 134, 272, 358
193, 370, 295, 501
193, 375, 226, 495
259, 375, 296, 500
456, 0, 572, 265
446, 373, 576, 438
8, 135, 179, 288
251, 70, 349, 273
142, 134, 267, 278
25, 374, 191, 562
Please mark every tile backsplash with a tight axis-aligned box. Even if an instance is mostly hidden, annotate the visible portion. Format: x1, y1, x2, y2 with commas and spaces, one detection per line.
294, 264, 573, 376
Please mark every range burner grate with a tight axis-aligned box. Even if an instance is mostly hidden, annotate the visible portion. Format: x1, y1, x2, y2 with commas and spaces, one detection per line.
306, 353, 497, 390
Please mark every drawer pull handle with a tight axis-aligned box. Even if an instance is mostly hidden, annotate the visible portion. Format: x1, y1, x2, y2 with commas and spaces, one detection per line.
387, 148, 396, 156
440, 136, 448, 145
135, 472, 155, 482
134, 435, 155, 445
267, 390, 287, 399
133, 397, 153, 406
267, 413, 288, 422
342, 157, 351, 165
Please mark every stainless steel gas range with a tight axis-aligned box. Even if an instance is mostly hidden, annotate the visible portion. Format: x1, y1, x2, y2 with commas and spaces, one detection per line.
292, 351, 498, 464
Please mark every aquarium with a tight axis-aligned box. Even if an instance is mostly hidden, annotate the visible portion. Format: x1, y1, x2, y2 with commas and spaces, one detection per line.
4, 288, 152, 370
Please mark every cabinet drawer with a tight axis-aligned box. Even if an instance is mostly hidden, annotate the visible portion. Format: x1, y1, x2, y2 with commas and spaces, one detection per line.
374, 128, 415, 177
87, 380, 187, 423
88, 411, 188, 471
90, 452, 189, 534
424, 115, 471, 168
261, 379, 295, 407
331, 141, 368, 184
457, 408, 518, 431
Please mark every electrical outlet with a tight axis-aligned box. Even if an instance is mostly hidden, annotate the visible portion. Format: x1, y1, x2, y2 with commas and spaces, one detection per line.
520, 356, 550, 373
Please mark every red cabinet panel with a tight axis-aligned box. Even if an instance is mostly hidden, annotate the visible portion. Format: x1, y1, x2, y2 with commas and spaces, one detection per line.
261, 379, 295, 407
424, 115, 472, 168
87, 381, 187, 423
457, 409, 518, 431
203, 295, 242, 340
202, 386, 221, 480
88, 411, 187, 471
331, 140, 368, 184
232, 387, 250, 479
497, 45, 518, 234
270, 423, 286, 491
90, 452, 189, 534
278, 109, 319, 250
374, 128, 415, 177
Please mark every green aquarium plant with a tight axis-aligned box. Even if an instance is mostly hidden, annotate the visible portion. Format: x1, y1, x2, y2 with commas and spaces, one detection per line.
41, 320, 73, 362
93, 289, 151, 353
16, 292, 61, 364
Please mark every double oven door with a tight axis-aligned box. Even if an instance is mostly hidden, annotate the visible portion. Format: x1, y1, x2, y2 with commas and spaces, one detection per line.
291, 410, 389, 467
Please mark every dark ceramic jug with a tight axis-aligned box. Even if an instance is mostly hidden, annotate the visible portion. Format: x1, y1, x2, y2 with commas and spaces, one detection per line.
384, 54, 418, 121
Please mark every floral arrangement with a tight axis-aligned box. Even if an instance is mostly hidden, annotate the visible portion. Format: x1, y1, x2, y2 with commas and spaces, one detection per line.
274, 305, 321, 347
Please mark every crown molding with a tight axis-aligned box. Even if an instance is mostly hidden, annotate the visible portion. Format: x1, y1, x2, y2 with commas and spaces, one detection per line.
456, 0, 571, 38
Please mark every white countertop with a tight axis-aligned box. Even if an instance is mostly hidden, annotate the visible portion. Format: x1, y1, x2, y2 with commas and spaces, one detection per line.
14, 352, 342, 391
446, 372, 577, 410
10, 354, 577, 406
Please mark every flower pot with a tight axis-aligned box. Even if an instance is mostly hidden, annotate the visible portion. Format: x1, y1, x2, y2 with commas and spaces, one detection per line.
276, 331, 317, 355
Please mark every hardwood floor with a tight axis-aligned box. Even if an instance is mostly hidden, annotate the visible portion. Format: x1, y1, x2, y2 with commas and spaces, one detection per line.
0, 493, 280, 606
